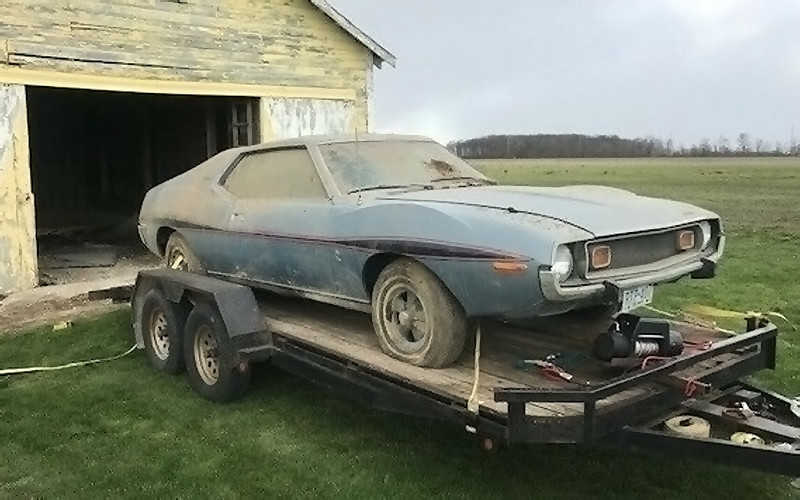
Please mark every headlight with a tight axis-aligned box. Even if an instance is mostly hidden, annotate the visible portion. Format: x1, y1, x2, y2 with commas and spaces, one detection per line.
551, 245, 574, 282
698, 221, 712, 250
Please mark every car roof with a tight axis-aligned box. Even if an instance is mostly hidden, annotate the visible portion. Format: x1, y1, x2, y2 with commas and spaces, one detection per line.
227, 133, 437, 155
185, 134, 443, 184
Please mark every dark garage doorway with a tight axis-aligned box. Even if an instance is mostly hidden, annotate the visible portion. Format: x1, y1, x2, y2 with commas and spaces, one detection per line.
25, 86, 260, 285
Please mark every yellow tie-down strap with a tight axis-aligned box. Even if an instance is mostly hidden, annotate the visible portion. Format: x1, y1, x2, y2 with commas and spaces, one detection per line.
0, 345, 137, 376
643, 304, 793, 335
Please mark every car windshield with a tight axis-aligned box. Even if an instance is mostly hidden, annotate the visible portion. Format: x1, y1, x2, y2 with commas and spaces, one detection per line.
318, 140, 493, 194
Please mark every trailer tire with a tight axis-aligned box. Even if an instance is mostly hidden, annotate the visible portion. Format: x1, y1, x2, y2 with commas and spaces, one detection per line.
140, 288, 186, 374
184, 302, 250, 402
372, 258, 467, 368
164, 232, 205, 273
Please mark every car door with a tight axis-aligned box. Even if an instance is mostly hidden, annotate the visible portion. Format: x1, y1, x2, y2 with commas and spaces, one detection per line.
220, 147, 337, 295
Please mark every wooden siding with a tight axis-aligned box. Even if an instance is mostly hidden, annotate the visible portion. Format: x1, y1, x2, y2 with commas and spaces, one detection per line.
0, 0, 371, 130
0, 84, 36, 294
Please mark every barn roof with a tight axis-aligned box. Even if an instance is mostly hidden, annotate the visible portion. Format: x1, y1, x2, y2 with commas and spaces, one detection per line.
309, 0, 397, 68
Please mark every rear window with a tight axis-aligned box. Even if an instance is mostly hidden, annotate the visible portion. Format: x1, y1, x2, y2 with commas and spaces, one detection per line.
223, 148, 327, 199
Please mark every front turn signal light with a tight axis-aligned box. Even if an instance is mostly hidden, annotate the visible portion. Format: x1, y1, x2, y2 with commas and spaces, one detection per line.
492, 261, 528, 274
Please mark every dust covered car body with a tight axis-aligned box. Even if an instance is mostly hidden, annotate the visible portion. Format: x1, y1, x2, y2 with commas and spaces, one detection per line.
138, 134, 724, 367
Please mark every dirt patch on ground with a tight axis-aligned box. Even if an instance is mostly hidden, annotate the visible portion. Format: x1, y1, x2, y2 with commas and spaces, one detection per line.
38, 248, 159, 287
0, 266, 150, 335
0, 239, 160, 334
0, 301, 130, 335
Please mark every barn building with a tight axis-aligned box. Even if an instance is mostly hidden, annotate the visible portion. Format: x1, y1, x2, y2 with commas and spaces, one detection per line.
0, 0, 395, 294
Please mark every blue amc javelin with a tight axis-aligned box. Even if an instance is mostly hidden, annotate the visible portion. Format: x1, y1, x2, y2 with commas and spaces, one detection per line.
138, 134, 724, 368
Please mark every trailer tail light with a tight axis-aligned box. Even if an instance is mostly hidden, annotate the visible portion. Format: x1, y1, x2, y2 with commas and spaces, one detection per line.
677, 230, 695, 251
591, 245, 612, 270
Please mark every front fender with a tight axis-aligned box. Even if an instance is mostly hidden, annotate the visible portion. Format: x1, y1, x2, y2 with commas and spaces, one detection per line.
420, 257, 547, 317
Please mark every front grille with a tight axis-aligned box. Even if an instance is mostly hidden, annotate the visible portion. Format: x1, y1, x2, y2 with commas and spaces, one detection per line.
585, 226, 701, 273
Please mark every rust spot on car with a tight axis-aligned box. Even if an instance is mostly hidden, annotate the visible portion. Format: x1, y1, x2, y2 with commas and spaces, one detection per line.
426, 159, 457, 177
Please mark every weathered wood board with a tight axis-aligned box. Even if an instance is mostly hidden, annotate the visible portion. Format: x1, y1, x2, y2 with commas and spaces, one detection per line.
0, 83, 36, 294
0, 0, 376, 131
258, 294, 731, 420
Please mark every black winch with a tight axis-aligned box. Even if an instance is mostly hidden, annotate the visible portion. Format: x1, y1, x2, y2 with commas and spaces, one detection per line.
593, 313, 684, 362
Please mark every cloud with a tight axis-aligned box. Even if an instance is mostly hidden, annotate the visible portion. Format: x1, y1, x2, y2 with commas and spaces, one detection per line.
333, 0, 800, 146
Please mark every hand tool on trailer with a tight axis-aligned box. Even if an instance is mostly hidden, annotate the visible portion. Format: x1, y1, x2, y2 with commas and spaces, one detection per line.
517, 359, 591, 386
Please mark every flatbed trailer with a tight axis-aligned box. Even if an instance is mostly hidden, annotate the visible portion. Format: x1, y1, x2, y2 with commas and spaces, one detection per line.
132, 268, 800, 476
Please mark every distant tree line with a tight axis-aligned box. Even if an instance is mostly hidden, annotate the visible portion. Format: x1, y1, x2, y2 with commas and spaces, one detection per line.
448, 133, 800, 159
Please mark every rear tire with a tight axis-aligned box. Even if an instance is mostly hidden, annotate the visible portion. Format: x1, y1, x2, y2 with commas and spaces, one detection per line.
371, 258, 467, 368
184, 303, 250, 403
164, 232, 205, 273
140, 288, 186, 374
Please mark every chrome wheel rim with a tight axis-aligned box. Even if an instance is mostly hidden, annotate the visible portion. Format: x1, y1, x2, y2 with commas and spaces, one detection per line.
167, 247, 188, 271
148, 309, 170, 361
380, 284, 430, 354
194, 325, 220, 385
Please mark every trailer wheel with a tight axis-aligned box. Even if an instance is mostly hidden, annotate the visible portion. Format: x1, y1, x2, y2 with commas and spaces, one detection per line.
164, 232, 204, 273
140, 288, 186, 374
184, 303, 250, 402
372, 258, 467, 368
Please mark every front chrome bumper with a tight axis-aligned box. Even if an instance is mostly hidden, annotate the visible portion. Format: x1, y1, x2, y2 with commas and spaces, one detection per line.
540, 236, 726, 302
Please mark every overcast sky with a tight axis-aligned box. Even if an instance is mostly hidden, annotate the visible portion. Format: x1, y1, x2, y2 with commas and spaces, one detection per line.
331, 0, 800, 148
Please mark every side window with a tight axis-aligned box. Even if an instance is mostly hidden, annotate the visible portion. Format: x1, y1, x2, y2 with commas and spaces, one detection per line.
222, 148, 327, 199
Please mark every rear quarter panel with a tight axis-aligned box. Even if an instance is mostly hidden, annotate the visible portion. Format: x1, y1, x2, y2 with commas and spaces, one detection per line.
139, 155, 237, 259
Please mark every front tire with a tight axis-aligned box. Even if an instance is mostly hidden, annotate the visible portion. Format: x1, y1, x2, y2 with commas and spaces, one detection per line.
140, 288, 186, 374
371, 258, 467, 368
184, 303, 250, 402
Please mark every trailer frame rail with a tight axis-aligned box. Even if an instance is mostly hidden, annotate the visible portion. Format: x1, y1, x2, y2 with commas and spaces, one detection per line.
495, 321, 778, 443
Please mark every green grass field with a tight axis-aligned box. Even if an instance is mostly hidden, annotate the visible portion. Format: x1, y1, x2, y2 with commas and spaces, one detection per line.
1, 157, 799, 498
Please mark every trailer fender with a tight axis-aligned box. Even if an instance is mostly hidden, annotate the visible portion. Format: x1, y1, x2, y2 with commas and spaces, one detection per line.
132, 269, 272, 360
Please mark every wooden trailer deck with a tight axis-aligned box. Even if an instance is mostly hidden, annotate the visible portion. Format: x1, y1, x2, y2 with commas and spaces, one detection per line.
258, 294, 734, 420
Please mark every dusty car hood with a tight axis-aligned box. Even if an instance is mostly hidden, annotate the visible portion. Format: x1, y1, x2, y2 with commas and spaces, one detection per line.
378, 185, 718, 238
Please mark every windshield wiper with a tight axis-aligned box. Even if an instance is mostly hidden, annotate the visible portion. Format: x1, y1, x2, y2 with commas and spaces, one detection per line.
429, 176, 495, 185
348, 184, 432, 194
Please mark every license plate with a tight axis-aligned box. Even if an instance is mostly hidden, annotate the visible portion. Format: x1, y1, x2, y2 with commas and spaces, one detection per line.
619, 285, 654, 313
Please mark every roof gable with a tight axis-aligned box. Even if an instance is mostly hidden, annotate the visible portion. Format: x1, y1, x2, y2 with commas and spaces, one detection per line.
308, 0, 396, 68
